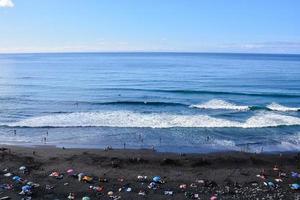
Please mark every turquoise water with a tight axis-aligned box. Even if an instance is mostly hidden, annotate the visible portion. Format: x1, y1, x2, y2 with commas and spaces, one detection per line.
0, 52, 300, 152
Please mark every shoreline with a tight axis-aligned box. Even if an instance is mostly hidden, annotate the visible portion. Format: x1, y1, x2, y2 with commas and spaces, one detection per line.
1, 145, 300, 199
2, 142, 298, 155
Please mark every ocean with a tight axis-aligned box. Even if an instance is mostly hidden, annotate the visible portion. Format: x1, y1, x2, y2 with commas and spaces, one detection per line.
0, 52, 300, 153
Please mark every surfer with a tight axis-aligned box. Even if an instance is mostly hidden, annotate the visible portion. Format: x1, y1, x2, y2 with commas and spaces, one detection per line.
139, 133, 143, 142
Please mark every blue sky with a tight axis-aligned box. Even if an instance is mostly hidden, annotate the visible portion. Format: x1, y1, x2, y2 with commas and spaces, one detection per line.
0, 0, 300, 53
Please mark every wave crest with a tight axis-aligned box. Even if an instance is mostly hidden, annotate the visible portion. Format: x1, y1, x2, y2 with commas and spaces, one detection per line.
4, 111, 300, 128
267, 102, 300, 112
190, 99, 250, 111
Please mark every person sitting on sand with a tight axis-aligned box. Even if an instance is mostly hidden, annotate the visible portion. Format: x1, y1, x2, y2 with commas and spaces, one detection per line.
259, 169, 267, 179
273, 165, 280, 171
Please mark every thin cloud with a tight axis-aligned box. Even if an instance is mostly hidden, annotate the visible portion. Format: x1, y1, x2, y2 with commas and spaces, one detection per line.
218, 41, 300, 53
0, 0, 14, 8
240, 42, 300, 49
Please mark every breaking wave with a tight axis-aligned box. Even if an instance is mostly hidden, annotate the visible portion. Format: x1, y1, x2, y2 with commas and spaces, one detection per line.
190, 99, 250, 111
4, 111, 300, 128
267, 102, 300, 112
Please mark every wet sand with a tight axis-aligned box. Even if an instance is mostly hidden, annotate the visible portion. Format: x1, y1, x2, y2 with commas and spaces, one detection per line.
1, 145, 300, 199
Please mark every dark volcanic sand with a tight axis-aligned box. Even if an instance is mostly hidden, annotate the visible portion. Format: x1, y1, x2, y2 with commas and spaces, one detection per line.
1, 146, 300, 200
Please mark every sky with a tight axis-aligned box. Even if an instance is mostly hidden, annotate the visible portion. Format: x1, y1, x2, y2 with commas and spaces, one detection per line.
0, 0, 300, 54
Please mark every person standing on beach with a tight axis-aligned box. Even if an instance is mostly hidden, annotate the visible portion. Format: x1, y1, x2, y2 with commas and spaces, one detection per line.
13, 129, 16, 136
139, 133, 144, 143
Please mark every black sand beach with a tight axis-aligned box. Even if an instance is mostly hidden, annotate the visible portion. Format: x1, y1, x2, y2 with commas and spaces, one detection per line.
1, 146, 300, 199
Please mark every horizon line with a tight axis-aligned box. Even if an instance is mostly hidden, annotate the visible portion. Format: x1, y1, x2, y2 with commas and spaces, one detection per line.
0, 51, 300, 56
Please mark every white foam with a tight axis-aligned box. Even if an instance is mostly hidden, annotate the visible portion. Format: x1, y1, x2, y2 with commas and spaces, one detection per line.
190, 99, 250, 111
243, 112, 300, 128
5, 111, 300, 128
267, 102, 300, 112
213, 139, 236, 147
0, 135, 32, 144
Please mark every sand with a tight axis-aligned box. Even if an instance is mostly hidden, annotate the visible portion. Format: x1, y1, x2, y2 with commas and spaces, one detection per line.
1, 145, 300, 199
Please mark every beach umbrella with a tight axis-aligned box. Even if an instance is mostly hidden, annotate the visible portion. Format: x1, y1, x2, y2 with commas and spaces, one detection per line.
27, 181, 33, 186
19, 166, 26, 171
68, 193, 75, 200
107, 191, 114, 196
291, 172, 300, 178
153, 176, 161, 183
210, 196, 218, 200
4, 173, 12, 177
268, 181, 275, 188
291, 183, 300, 190
82, 197, 90, 200
49, 171, 60, 177
12, 176, 20, 181
67, 169, 74, 174
22, 185, 32, 192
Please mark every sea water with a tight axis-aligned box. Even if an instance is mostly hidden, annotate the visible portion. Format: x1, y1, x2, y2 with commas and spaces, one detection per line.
0, 52, 299, 153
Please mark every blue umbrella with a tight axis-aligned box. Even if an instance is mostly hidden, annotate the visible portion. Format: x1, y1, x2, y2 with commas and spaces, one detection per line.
12, 176, 20, 181
268, 182, 275, 187
291, 183, 300, 190
153, 176, 161, 183
291, 172, 300, 178
22, 185, 32, 192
